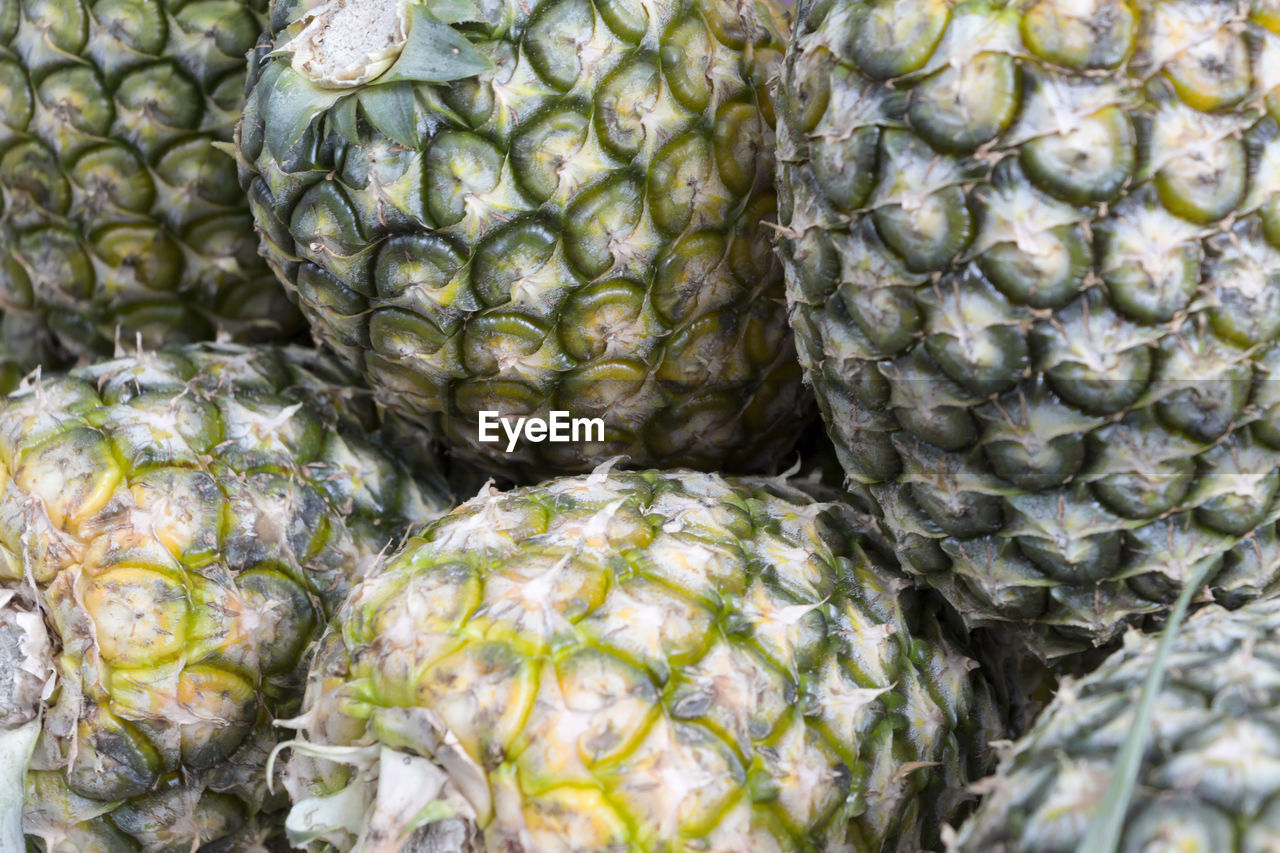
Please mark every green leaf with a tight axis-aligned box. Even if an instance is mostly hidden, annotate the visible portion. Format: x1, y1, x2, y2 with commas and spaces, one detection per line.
379, 5, 490, 84
359, 83, 419, 148
264, 62, 346, 161
278, 0, 316, 30
1075, 559, 1216, 853
329, 94, 360, 143
423, 0, 489, 25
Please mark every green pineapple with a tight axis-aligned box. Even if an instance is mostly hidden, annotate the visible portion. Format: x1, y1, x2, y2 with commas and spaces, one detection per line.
233, 0, 807, 479
276, 467, 1001, 852
950, 598, 1280, 852
0, 344, 452, 852
777, 0, 1280, 655
0, 0, 303, 377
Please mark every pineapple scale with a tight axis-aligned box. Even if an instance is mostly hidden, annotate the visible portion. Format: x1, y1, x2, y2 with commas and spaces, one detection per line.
0, 345, 451, 852
778, 0, 1280, 655
280, 468, 1003, 852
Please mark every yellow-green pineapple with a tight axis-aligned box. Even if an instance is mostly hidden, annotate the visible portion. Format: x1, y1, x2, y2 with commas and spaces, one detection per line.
234, 0, 807, 479
0, 344, 453, 852
276, 467, 1002, 852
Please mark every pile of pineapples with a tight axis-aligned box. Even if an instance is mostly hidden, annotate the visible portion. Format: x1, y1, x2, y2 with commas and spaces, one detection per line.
2, 0, 1278, 849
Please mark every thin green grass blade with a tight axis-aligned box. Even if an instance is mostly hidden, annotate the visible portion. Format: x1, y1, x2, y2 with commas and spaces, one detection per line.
1075, 559, 1215, 853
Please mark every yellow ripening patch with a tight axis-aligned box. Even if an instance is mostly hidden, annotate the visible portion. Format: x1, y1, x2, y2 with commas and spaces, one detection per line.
645, 533, 745, 600
177, 665, 256, 725
15, 429, 122, 532
606, 716, 740, 838
767, 718, 845, 829
521, 786, 631, 850
82, 566, 189, 666
580, 578, 713, 670
416, 641, 538, 766
513, 653, 656, 789
129, 473, 222, 562
475, 555, 607, 644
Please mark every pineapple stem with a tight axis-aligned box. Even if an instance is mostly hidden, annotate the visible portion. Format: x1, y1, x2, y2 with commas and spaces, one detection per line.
1076, 561, 1215, 853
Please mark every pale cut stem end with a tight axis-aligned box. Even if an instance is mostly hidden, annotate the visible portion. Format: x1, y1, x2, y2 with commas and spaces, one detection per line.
290, 0, 410, 86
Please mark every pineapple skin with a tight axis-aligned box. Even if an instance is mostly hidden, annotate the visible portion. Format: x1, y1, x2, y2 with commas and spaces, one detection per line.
234, 0, 809, 480
0, 0, 303, 379
0, 344, 452, 852
777, 0, 1280, 656
281, 468, 1002, 852
951, 598, 1280, 852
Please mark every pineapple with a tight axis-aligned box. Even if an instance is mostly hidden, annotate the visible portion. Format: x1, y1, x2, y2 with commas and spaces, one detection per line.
950, 598, 1280, 851
777, 0, 1280, 655
0, 0, 303, 375
233, 0, 807, 479
0, 344, 453, 852
276, 467, 1002, 852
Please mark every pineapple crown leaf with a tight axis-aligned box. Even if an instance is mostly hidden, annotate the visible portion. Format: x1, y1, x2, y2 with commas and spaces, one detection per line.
377, 5, 491, 85
356, 82, 421, 147
0, 593, 47, 852
268, 738, 380, 848
329, 95, 361, 143
418, 0, 490, 27
265, 0, 491, 155
280, 0, 491, 86
283, 771, 376, 847
262, 61, 347, 159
